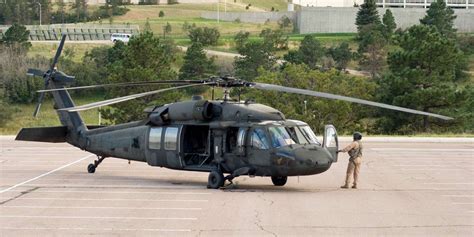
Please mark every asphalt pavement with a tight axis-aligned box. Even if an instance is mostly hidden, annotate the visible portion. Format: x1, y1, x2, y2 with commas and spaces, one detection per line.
0, 136, 473, 236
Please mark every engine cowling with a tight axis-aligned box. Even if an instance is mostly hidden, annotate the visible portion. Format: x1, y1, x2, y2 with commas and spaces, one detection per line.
148, 100, 218, 125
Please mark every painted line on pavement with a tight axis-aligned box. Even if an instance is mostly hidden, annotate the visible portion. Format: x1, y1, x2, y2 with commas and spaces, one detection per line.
0, 227, 191, 232
0, 184, 205, 189
0, 154, 94, 194
443, 195, 474, 197
14, 197, 208, 202
1, 206, 202, 210
0, 215, 197, 220
4, 190, 211, 195
371, 148, 474, 152
423, 183, 473, 185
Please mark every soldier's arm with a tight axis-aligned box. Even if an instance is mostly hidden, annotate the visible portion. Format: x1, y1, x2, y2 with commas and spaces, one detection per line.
338, 142, 356, 153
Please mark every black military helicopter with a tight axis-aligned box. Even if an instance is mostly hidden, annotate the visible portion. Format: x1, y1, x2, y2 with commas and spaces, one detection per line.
16, 36, 453, 188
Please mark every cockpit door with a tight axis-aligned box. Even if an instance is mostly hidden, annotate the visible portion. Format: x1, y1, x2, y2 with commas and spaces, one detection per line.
323, 125, 338, 162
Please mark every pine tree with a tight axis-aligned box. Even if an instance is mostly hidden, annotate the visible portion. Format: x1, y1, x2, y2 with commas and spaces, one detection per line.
377, 25, 467, 132
420, 0, 457, 38
0, 23, 31, 50
382, 9, 396, 40
179, 42, 216, 81
355, 0, 381, 32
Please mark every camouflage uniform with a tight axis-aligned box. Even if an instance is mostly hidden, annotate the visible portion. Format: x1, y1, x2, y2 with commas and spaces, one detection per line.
341, 140, 363, 189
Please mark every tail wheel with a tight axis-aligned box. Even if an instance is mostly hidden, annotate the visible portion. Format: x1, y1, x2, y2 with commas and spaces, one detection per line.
87, 163, 96, 173
271, 176, 287, 186
207, 170, 224, 189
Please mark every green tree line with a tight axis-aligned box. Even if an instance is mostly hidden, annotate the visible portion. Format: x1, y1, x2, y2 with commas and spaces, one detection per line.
1, 0, 472, 134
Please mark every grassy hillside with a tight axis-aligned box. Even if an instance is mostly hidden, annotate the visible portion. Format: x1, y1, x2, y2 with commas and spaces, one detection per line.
1, 96, 105, 135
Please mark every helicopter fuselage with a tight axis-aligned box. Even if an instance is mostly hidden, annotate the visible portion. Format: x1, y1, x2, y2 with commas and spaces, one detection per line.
80, 100, 339, 178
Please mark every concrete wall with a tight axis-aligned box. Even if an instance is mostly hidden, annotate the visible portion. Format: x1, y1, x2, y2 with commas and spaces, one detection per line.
297, 7, 474, 33
201, 11, 296, 23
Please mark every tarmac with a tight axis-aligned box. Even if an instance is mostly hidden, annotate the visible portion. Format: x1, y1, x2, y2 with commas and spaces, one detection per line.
0, 136, 473, 236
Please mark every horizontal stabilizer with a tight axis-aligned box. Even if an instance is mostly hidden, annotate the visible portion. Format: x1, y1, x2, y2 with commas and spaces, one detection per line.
16, 126, 68, 143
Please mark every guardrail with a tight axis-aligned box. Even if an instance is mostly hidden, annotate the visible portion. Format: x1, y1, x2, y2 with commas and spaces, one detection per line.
0, 24, 140, 41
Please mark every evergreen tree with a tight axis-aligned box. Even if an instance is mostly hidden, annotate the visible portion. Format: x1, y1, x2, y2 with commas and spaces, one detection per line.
179, 42, 216, 81
101, 32, 179, 123
377, 25, 467, 132
420, 0, 457, 38
328, 42, 352, 71
144, 18, 152, 32
355, 0, 381, 32
163, 22, 172, 38
234, 41, 276, 81
0, 23, 31, 50
382, 9, 396, 40
283, 35, 324, 69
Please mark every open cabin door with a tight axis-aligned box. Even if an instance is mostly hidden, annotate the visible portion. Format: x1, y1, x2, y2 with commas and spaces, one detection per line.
323, 125, 338, 162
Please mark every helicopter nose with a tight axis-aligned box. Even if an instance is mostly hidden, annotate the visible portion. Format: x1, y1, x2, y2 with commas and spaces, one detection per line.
292, 145, 333, 175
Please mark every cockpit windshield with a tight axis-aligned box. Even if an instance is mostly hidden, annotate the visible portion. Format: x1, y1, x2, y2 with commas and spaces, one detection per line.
299, 126, 320, 145
268, 126, 320, 148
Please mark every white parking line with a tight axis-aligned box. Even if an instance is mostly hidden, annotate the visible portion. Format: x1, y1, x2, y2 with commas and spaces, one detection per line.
1, 206, 202, 210
423, 183, 474, 185
0, 215, 197, 220
443, 195, 474, 197
0, 227, 191, 232
0, 154, 95, 194
7, 190, 211, 195
14, 197, 208, 202
0, 184, 205, 189
371, 148, 474, 152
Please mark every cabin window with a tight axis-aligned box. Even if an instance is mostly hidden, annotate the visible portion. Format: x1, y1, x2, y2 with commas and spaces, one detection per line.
237, 128, 246, 153
148, 127, 162, 149
164, 127, 179, 150
251, 128, 270, 150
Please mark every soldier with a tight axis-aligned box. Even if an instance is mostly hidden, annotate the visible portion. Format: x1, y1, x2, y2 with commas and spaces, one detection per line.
338, 132, 363, 189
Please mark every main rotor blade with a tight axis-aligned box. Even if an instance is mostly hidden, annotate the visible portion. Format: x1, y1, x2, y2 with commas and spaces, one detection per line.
58, 83, 211, 112
252, 83, 453, 120
49, 35, 67, 74
37, 80, 205, 93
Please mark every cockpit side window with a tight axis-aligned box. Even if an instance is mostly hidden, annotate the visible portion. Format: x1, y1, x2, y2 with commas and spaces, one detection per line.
300, 126, 320, 145
251, 128, 270, 150
268, 126, 296, 148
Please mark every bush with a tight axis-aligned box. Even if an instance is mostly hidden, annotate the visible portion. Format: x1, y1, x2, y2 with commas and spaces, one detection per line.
188, 27, 220, 46
159, 10, 165, 17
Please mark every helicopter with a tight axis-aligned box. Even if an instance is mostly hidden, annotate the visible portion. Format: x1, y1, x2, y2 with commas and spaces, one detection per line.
16, 35, 453, 189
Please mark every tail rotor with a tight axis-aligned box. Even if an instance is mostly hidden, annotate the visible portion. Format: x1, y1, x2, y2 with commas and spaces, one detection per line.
28, 34, 68, 117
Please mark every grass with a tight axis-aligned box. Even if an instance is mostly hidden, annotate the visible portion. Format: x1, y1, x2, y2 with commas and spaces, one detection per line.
1, 95, 105, 135
29, 42, 105, 62
110, 3, 282, 37
238, 0, 288, 11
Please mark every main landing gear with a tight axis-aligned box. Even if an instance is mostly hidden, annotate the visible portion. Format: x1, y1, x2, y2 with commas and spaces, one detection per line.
207, 170, 236, 189
87, 156, 106, 173
271, 176, 287, 186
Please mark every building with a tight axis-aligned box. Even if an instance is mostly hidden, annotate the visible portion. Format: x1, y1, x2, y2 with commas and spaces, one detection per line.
292, 0, 364, 7
293, 0, 472, 9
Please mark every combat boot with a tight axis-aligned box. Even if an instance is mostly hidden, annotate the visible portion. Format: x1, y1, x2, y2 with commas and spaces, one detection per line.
340, 184, 349, 189
352, 184, 357, 189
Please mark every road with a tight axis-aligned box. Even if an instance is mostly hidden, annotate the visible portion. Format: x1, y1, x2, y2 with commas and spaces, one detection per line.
0, 136, 473, 236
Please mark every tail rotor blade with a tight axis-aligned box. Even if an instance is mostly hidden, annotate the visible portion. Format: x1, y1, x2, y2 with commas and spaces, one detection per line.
33, 92, 45, 117
49, 35, 67, 74
27, 69, 45, 77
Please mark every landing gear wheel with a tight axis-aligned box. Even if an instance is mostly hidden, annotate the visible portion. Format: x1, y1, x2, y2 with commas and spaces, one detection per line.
271, 176, 287, 186
87, 163, 96, 173
207, 171, 224, 189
